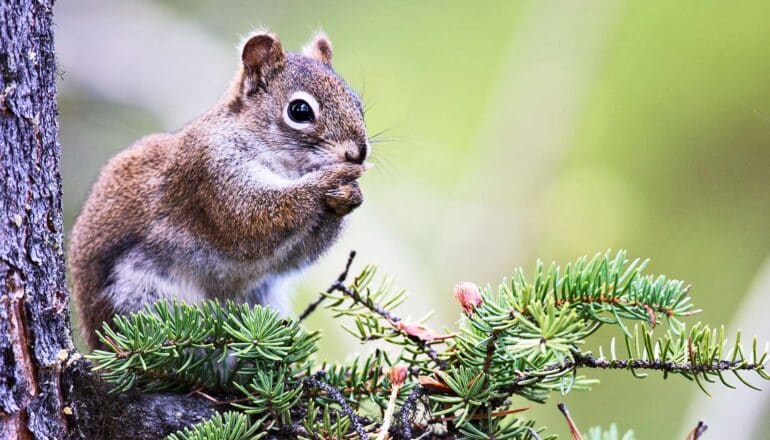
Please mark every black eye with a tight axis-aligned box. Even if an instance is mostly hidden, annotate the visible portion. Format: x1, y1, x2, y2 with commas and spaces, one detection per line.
288, 99, 315, 123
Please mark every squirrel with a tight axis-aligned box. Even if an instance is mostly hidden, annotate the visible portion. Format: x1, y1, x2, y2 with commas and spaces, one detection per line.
69, 31, 370, 349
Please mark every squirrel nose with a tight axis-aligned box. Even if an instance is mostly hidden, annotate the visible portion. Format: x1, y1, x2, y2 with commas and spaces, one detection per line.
344, 142, 368, 164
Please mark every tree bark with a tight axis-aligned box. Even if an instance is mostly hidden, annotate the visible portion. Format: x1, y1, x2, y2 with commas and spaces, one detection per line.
1, 2, 215, 439
61, 360, 216, 440
1, 0, 71, 437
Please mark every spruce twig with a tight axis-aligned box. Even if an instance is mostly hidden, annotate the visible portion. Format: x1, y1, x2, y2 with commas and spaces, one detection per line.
304, 373, 369, 440
686, 420, 708, 440
396, 385, 424, 439
299, 250, 358, 322
557, 403, 583, 440
88, 250, 770, 439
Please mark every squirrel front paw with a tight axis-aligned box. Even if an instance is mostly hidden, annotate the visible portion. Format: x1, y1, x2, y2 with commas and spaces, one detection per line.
324, 181, 363, 216
310, 163, 366, 216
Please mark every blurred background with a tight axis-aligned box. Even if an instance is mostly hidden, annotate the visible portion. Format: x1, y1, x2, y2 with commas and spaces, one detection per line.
55, 0, 770, 437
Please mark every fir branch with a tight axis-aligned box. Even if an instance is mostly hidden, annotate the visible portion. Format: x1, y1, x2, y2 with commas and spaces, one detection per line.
320, 264, 449, 369
303, 373, 369, 440
87, 250, 770, 439
395, 385, 424, 439
494, 351, 766, 397
557, 403, 584, 440
298, 250, 358, 322
571, 353, 763, 374
685, 420, 708, 440
89, 300, 319, 393
165, 412, 265, 440
482, 330, 502, 374
333, 277, 403, 324
414, 340, 449, 371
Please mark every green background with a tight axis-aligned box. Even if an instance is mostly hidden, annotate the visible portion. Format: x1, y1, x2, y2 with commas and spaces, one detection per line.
56, 1, 770, 437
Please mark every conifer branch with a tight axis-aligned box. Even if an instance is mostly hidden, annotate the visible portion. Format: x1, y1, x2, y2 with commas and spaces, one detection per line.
686, 420, 708, 440
396, 385, 424, 439
298, 250, 358, 322
303, 373, 369, 440
571, 353, 763, 374
88, 250, 769, 439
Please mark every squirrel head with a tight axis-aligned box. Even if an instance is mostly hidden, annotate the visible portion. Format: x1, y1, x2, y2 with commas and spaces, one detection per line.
218, 31, 368, 177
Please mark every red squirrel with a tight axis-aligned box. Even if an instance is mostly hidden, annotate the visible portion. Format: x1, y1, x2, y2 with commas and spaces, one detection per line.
69, 31, 369, 349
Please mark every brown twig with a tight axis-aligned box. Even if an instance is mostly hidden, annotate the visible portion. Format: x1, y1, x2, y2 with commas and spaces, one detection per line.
483, 330, 502, 373
396, 385, 424, 439
686, 420, 708, 440
304, 374, 368, 440
557, 403, 583, 440
334, 282, 402, 324
188, 388, 221, 403
388, 321, 450, 370
298, 250, 357, 322
102, 334, 128, 359
305, 250, 449, 370
376, 365, 407, 440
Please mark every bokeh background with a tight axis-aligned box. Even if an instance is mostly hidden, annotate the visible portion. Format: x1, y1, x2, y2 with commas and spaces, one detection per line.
55, 1, 770, 437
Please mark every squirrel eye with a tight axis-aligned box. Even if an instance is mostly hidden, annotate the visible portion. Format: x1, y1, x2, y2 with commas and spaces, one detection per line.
288, 100, 314, 123
284, 91, 319, 130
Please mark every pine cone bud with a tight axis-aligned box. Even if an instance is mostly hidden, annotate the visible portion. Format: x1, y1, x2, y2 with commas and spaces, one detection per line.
394, 321, 446, 342
454, 281, 483, 314
389, 364, 408, 386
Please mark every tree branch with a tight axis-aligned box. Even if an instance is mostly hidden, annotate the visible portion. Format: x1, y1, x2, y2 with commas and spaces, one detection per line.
63, 357, 217, 440
570, 353, 763, 374
395, 385, 424, 439
499, 352, 764, 395
303, 373, 369, 440
300, 252, 449, 370
298, 251, 357, 322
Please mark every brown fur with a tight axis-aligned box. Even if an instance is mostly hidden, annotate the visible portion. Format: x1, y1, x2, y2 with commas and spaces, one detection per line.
69, 31, 369, 349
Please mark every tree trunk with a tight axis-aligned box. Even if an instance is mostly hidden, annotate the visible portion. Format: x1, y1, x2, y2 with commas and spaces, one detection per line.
1, 0, 72, 437
1, 2, 214, 439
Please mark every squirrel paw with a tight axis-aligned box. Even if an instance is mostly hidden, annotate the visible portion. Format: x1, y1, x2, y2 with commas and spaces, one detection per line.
324, 181, 363, 216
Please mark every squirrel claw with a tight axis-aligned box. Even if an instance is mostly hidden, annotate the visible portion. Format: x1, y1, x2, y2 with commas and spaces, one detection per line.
324, 182, 363, 216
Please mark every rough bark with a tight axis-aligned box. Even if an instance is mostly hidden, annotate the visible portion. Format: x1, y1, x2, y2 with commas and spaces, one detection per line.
62, 359, 215, 440
1, 2, 215, 439
1, 0, 72, 437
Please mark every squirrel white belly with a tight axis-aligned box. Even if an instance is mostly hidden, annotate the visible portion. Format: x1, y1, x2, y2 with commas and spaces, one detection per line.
69, 31, 370, 349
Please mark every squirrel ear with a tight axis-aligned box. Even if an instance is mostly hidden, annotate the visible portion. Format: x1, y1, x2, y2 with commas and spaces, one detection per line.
302, 32, 333, 67
240, 31, 286, 89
